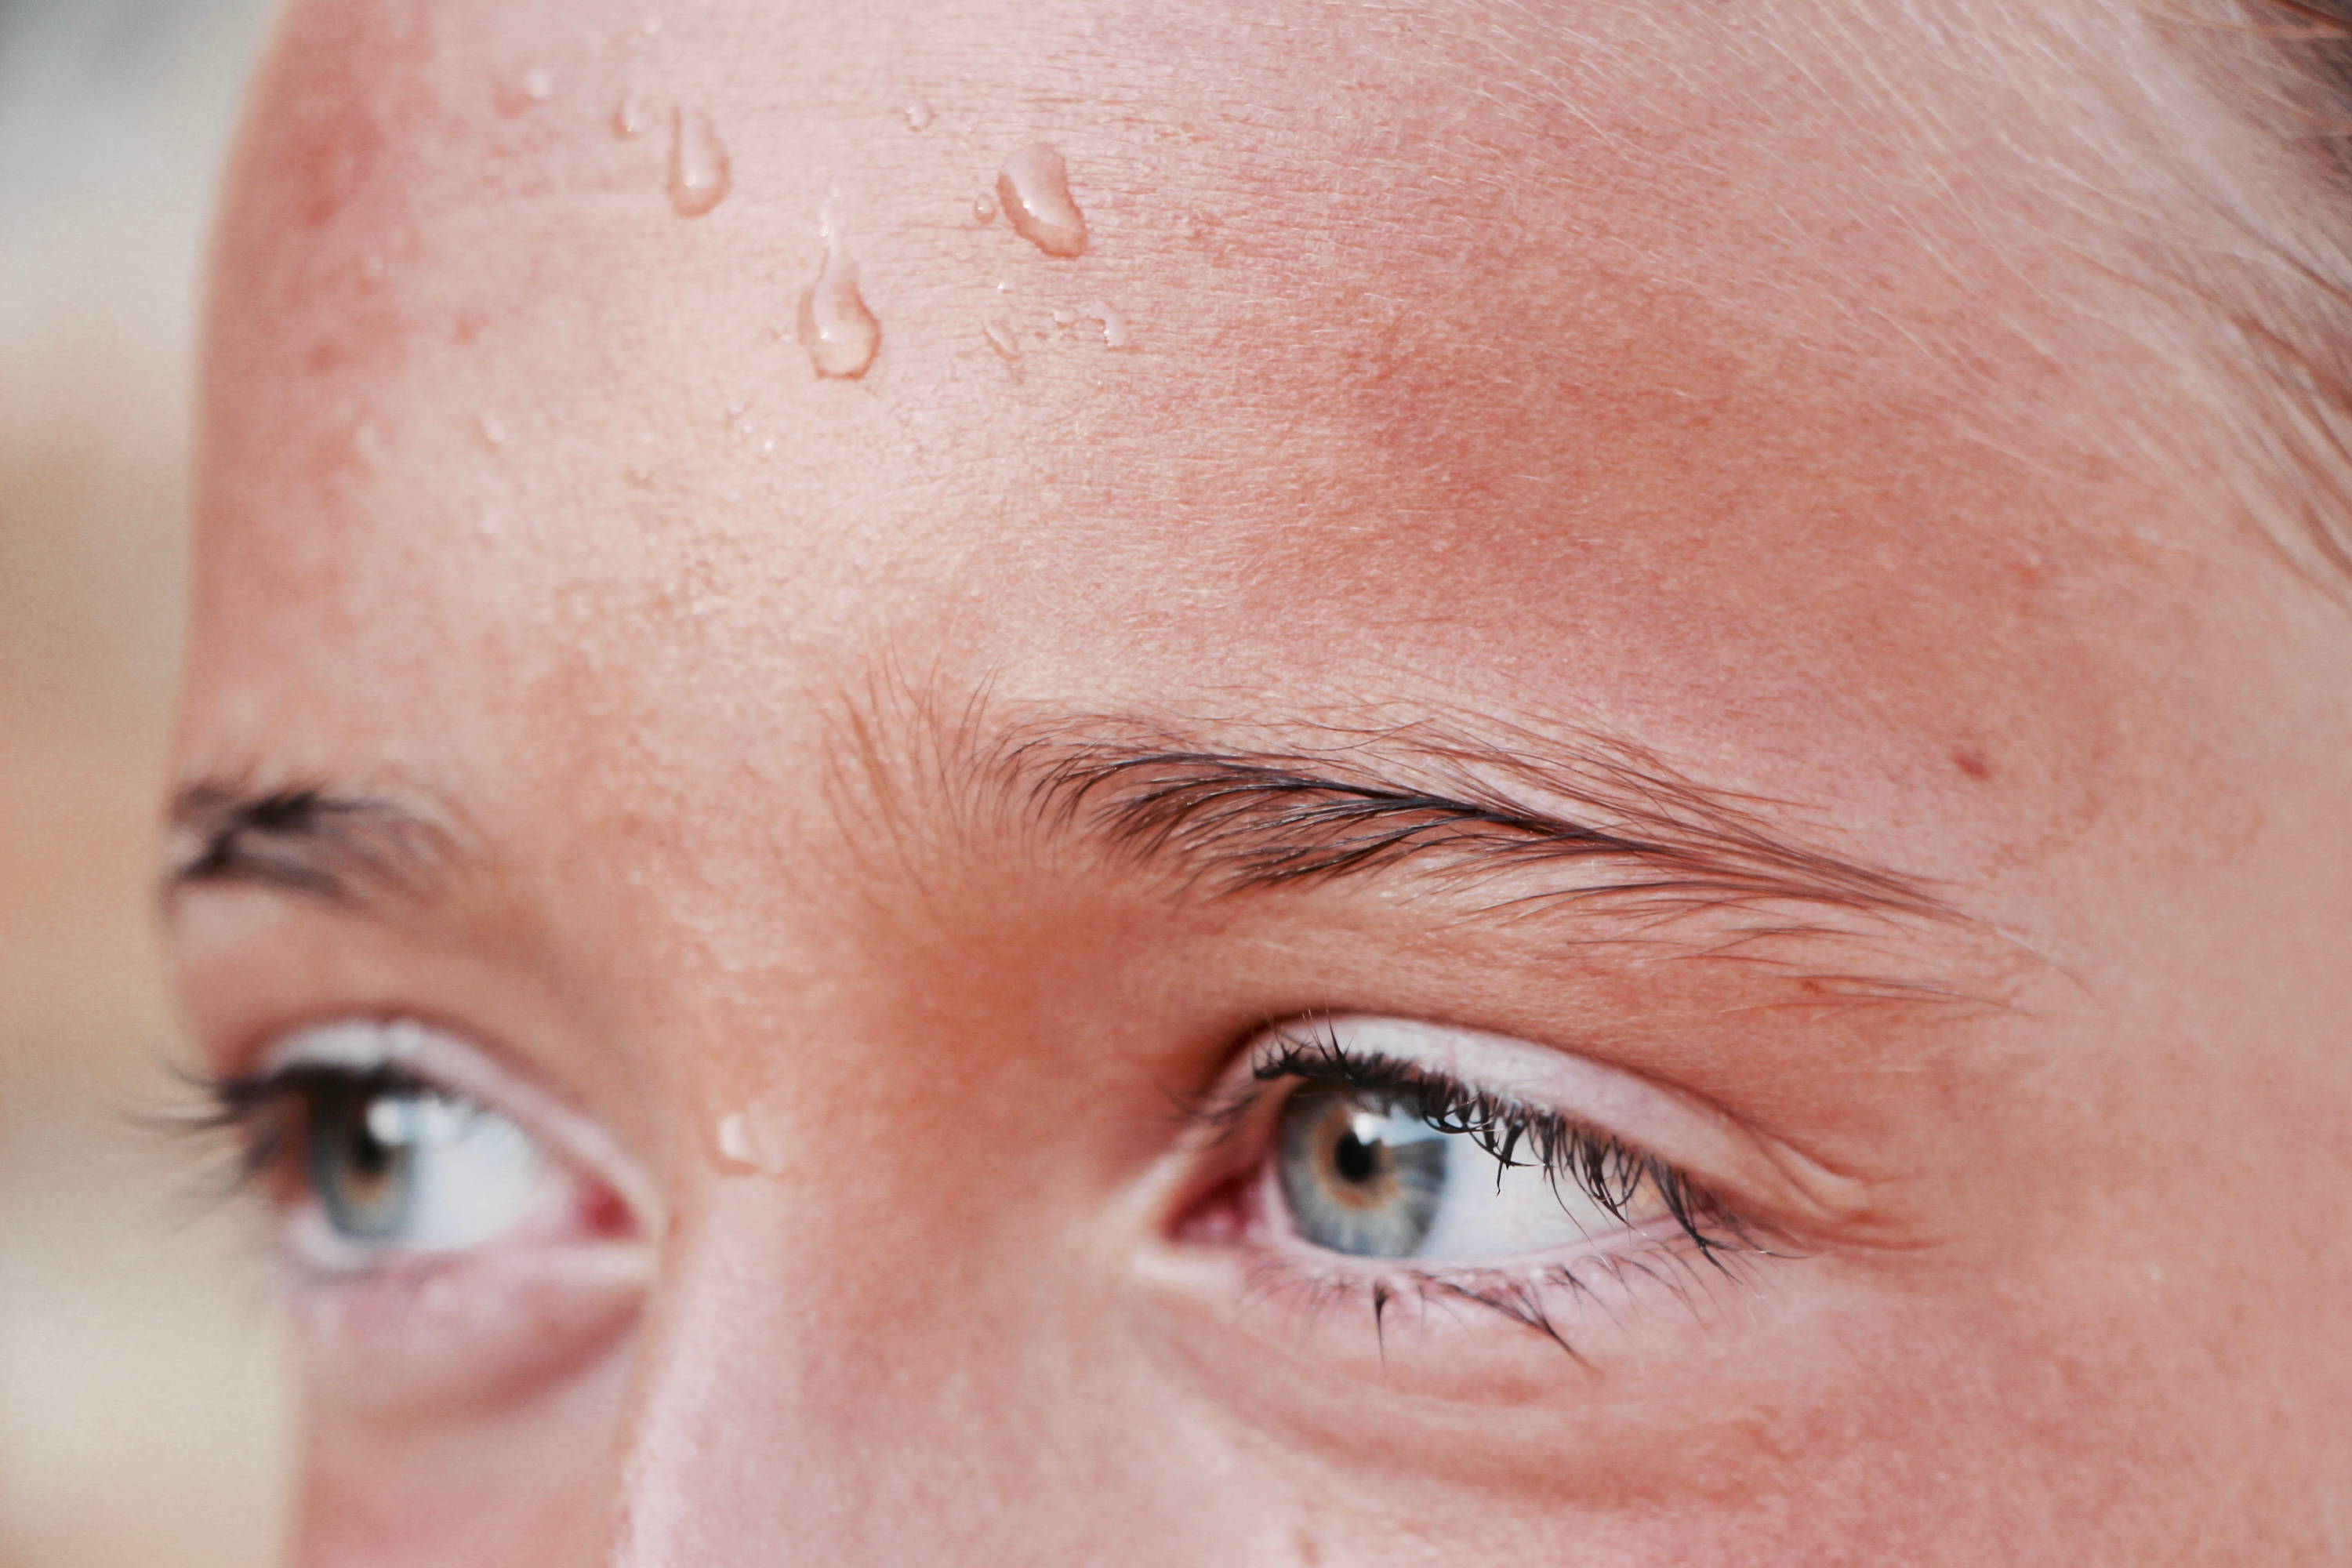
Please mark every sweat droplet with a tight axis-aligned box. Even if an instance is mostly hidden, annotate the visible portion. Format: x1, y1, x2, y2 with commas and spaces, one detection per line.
996, 143, 1087, 258
522, 67, 554, 103
612, 96, 645, 138
717, 1113, 753, 1166
798, 245, 880, 379
716, 1111, 788, 1176
904, 102, 934, 132
971, 192, 997, 225
667, 108, 729, 217
1088, 299, 1133, 349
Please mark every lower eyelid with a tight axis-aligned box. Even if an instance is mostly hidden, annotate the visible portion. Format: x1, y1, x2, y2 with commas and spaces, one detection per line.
1247, 1145, 1710, 1268
1236, 1218, 1766, 1363
295, 1242, 652, 1416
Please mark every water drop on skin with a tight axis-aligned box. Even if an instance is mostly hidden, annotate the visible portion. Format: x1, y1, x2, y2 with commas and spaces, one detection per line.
1088, 299, 1133, 350
612, 96, 645, 138
798, 245, 881, 379
996, 143, 1087, 258
904, 102, 934, 132
714, 1111, 787, 1176
476, 412, 509, 448
717, 1113, 753, 1168
522, 67, 554, 103
667, 108, 729, 217
971, 192, 997, 225
706, 1105, 800, 1175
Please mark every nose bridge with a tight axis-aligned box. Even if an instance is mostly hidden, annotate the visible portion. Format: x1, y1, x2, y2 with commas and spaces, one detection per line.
606, 1170, 1146, 1566
600, 946, 1260, 1566
609, 1171, 903, 1564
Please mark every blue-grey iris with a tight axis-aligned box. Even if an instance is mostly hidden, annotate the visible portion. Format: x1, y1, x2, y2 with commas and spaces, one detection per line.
1276, 1085, 1452, 1258
307, 1086, 430, 1240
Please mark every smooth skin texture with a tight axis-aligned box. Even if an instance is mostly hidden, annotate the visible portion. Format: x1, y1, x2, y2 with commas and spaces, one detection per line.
173, 0, 2352, 1562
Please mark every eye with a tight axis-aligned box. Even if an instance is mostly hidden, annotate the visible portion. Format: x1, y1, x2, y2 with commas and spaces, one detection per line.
1275, 1080, 1655, 1262
1236, 1017, 1743, 1272
1163, 1016, 1838, 1361
210, 1018, 642, 1276
198, 1018, 651, 1414
299, 1069, 561, 1257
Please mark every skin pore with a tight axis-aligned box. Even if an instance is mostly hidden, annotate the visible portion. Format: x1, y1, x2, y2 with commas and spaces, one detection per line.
172, 0, 2352, 1563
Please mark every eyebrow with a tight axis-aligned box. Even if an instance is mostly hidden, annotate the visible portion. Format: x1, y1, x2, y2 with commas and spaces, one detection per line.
1005, 722, 1950, 925
166, 717, 1951, 929
165, 781, 453, 907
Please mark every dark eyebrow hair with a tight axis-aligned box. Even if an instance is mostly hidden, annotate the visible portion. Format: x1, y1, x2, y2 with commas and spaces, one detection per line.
1004, 720, 1951, 925
165, 781, 453, 907
168, 713, 1955, 938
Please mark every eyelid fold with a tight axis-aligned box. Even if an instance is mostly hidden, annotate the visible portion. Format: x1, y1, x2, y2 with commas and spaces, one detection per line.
262, 1017, 666, 1247
1225, 1014, 1871, 1238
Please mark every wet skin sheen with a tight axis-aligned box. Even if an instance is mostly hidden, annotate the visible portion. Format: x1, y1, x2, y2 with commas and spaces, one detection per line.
172, 0, 2352, 1563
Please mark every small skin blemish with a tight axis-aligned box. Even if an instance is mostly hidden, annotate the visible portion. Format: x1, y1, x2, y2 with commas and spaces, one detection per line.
1951, 750, 1992, 782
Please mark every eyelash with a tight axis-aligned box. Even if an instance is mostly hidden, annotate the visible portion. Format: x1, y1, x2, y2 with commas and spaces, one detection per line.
189, 1031, 1769, 1352
1205, 1025, 1767, 1349
194, 1061, 430, 1196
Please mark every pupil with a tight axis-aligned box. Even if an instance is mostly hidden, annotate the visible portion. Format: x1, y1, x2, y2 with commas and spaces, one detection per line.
1276, 1086, 1446, 1259
349, 1113, 393, 1177
1332, 1125, 1380, 1185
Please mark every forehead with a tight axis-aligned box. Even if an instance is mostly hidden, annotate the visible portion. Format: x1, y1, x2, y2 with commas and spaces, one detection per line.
191, 0, 2230, 893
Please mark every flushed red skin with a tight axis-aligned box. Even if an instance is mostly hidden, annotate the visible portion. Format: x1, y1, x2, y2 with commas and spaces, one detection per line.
176, 1, 2352, 1563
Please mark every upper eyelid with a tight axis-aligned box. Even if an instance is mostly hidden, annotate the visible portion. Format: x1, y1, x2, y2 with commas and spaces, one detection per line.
1219, 1015, 1873, 1236
1247, 1031, 1730, 1236
1253, 1038, 1580, 1160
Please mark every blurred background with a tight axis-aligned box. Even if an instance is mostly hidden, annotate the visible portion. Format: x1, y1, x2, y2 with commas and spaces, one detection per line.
1, 0, 287, 1563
